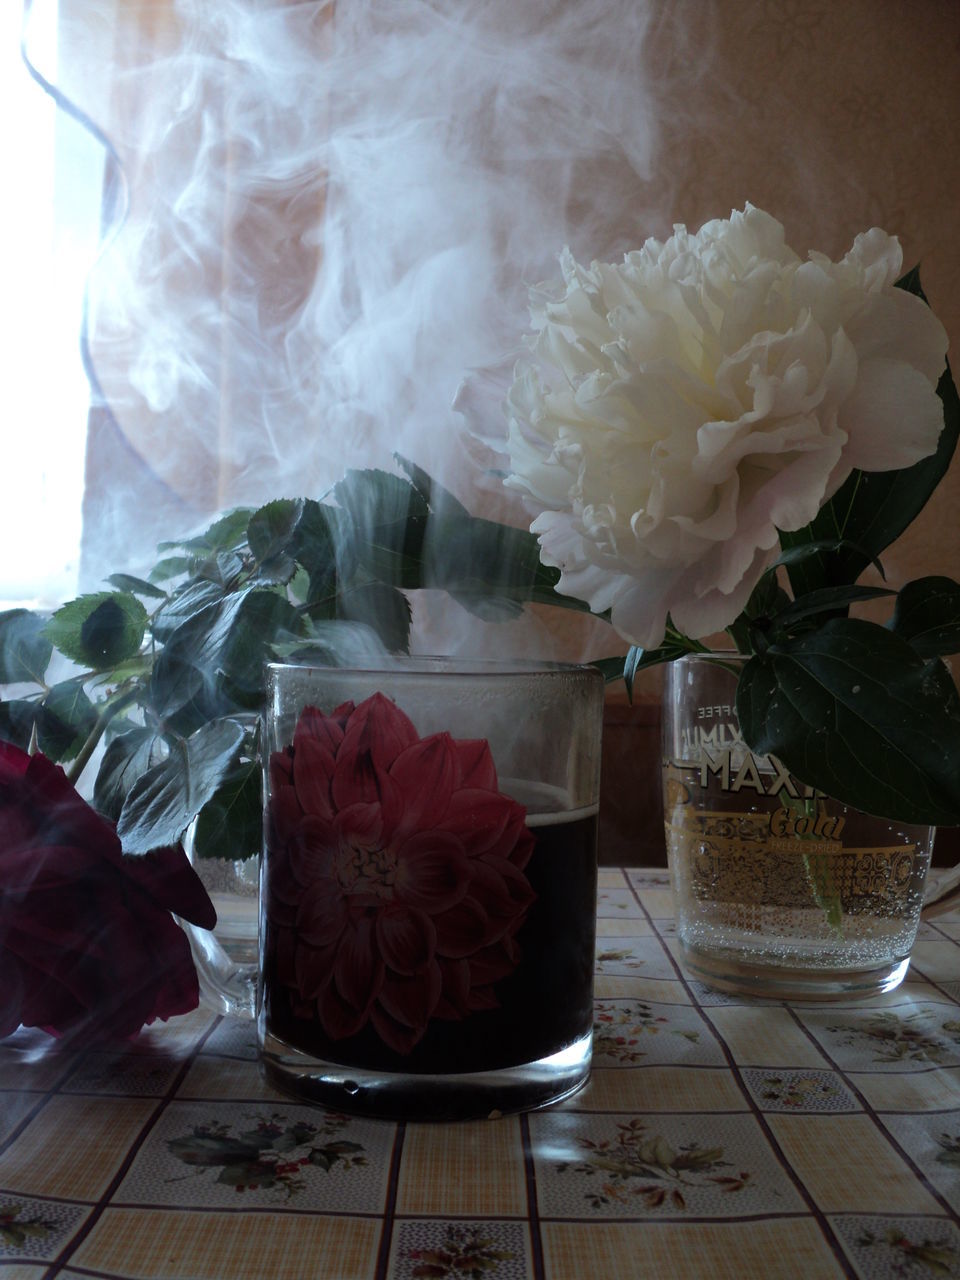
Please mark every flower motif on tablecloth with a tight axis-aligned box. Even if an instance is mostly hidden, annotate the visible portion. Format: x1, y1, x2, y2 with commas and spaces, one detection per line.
557, 1118, 750, 1211
824, 1009, 960, 1067
0, 1203, 58, 1251
852, 1222, 960, 1278
265, 694, 535, 1054
398, 1223, 521, 1280
165, 1111, 366, 1200
593, 1000, 699, 1065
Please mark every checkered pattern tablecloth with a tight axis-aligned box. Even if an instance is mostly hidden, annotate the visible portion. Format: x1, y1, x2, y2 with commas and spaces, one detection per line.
4, 867, 960, 1280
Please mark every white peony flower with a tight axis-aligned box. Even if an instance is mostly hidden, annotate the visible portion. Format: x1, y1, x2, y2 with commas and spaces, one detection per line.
502, 205, 949, 650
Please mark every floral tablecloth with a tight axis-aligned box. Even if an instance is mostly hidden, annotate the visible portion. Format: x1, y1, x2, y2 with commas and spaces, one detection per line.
3, 868, 960, 1280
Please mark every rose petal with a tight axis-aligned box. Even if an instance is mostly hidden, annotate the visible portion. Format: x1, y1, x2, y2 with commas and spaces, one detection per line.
394, 833, 471, 913
289, 815, 338, 886
453, 738, 498, 791
123, 845, 217, 931
376, 959, 442, 1030
433, 956, 471, 1019
294, 704, 346, 755
333, 914, 385, 1011
437, 789, 515, 857
375, 905, 437, 975
292, 735, 337, 820
296, 880, 349, 947
369, 1003, 426, 1054
318, 979, 369, 1041
339, 693, 419, 774
389, 733, 460, 836
433, 896, 493, 958
295, 938, 337, 1000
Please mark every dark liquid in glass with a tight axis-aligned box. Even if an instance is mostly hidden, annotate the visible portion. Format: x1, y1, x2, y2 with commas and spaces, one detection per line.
262, 808, 598, 1075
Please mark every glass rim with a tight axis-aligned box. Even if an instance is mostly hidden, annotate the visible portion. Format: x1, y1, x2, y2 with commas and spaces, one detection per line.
672, 649, 746, 665
264, 655, 605, 681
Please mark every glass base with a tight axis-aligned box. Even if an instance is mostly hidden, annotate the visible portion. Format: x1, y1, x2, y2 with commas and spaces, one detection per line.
678, 940, 912, 1001
258, 1026, 593, 1121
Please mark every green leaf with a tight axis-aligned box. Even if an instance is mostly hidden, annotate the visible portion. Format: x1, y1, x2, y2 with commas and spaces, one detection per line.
117, 717, 246, 853
105, 572, 167, 600
421, 512, 588, 617
94, 727, 164, 820
736, 618, 960, 824
624, 629, 707, 699
221, 589, 303, 695
37, 681, 98, 761
158, 508, 253, 555
394, 451, 471, 518
247, 498, 304, 582
337, 583, 412, 653
291, 498, 338, 582
333, 468, 430, 587
269, 617, 389, 667
191, 762, 262, 861
0, 609, 52, 685
591, 656, 628, 684
772, 539, 886, 581
46, 593, 148, 669
890, 576, 960, 658
767, 585, 896, 633
148, 555, 194, 583
0, 697, 39, 749
150, 580, 226, 643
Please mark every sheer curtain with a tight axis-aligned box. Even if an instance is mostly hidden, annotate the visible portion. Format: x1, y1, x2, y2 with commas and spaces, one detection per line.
8, 0, 960, 619
2, 0, 102, 608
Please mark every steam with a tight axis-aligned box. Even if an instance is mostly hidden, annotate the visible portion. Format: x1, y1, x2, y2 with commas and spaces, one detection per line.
24, 0, 673, 589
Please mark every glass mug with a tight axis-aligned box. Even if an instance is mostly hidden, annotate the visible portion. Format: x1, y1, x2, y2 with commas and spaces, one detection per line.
662, 653, 942, 1000
258, 658, 604, 1119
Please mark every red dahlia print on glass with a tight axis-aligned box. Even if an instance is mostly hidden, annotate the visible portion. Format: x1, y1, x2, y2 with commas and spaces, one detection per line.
264, 693, 536, 1054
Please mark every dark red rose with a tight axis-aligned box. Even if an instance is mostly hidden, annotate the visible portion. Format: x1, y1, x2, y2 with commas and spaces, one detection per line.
0, 741, 216, 1045
265, 692, 536, 1054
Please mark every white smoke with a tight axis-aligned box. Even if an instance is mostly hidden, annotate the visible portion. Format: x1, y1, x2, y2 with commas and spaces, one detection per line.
22, 0, 687, 578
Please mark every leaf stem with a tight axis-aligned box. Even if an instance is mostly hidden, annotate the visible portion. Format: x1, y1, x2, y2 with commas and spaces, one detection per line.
65, 688, 140, 786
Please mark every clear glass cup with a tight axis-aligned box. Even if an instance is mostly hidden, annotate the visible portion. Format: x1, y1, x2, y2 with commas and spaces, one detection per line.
259, 657, 604, 1119
662, 653, 936, 1000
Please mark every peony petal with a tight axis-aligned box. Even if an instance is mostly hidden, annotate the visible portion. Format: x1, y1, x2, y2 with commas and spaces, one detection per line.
376, 904, 437, 975
394, 833, 471, 913
839, 357, 947, 472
